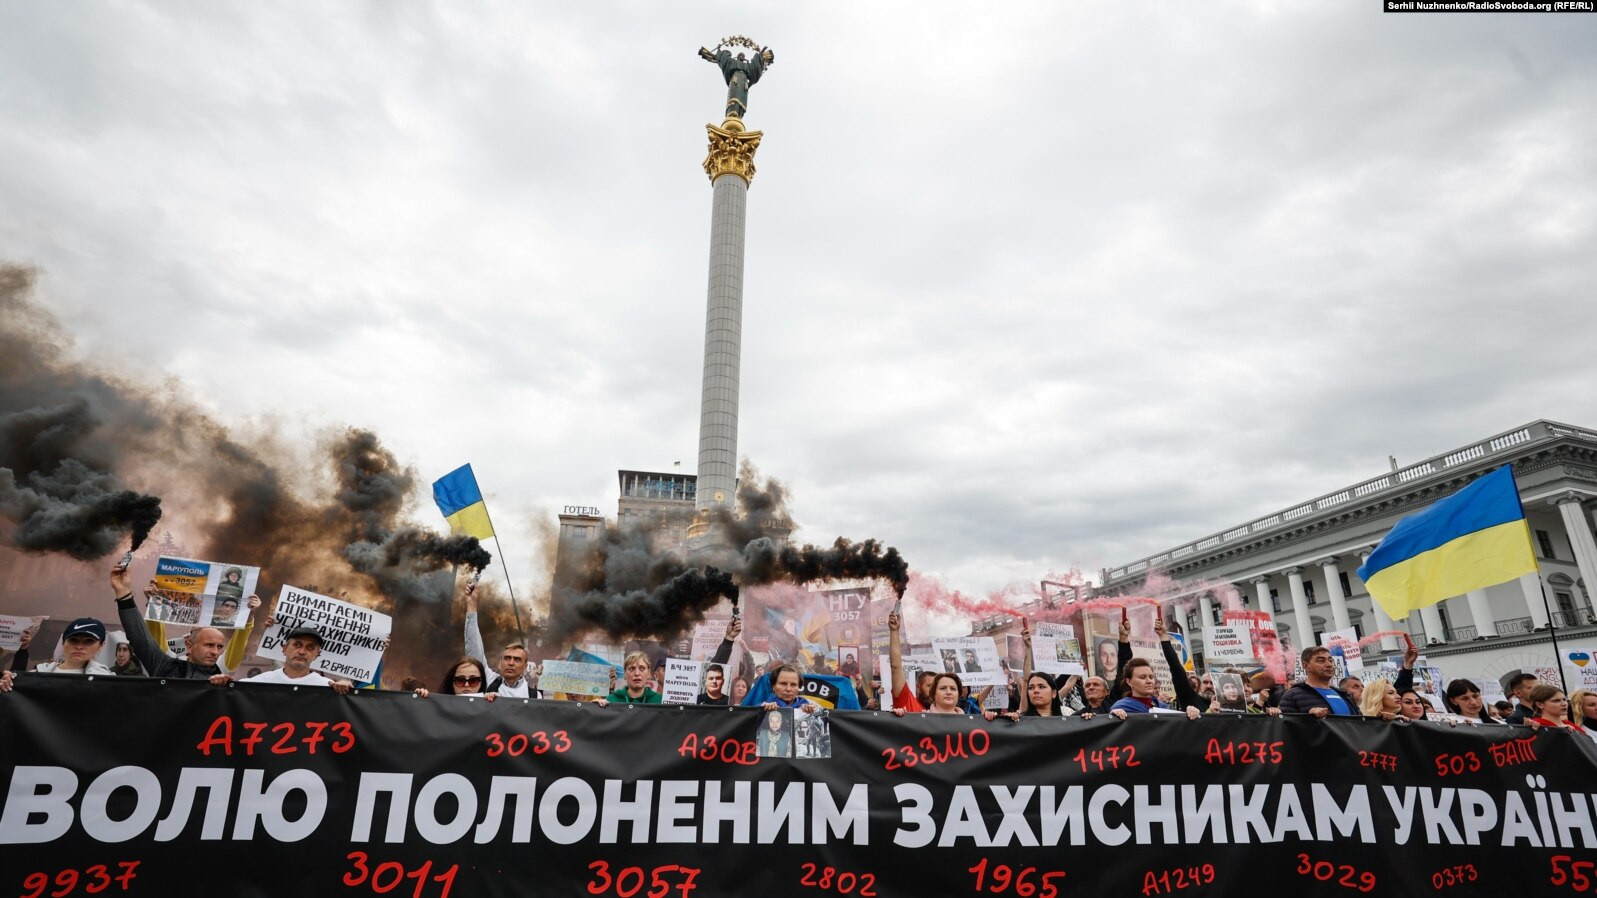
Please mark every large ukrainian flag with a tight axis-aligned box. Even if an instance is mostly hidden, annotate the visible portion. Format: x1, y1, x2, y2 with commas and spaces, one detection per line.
1356, 466, 1538, 620
432, 464, 495, 540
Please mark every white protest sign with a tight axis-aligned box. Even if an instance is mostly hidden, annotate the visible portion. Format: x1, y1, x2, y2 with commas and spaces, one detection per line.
1203, 625, 1253, 665
540, 660, 612, 697
931, 636, 1003, 686
1035, 622, 1074, 640
1563, 647, 1597, 691
691, 620, 729, 662
261, 586, 391, 683
1322, 627, 1362, 669
1032, 637, 1086, 675
1031, 621, 1084, 675
901, 652, 942, 684
0, 614, 46, 651
663, 659, 703, 705
151, 556, 261, 628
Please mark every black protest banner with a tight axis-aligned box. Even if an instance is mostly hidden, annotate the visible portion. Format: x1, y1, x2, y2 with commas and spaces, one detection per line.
3, 675, 1596, 898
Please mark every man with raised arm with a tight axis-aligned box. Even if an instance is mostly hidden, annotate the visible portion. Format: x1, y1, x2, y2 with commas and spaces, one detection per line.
111, 564, 230, 682
463, 583, 539, 698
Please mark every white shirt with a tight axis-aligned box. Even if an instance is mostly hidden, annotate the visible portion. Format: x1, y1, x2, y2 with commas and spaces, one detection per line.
34, 661, 114, 675
241, 668, 334, 687
495, 677, 532, 698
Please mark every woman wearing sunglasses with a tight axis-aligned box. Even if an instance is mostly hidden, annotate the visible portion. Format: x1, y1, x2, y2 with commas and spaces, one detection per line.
412, 657, 498, 701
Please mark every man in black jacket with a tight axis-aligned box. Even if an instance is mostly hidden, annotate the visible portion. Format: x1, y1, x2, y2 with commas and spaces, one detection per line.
1504, 673, 1539, 725
1279, 646, 1359, 717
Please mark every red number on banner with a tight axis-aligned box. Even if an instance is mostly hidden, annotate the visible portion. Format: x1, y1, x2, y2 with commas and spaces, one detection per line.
968, 859, 1064, 897
1073, 745, 1139, 772
16, 863, 140, 898
1433, 751, 1482, 777
587, 862, 699, 898
486, 729, 573, 758
1430, 864, 1479, 891
1205, 739, 1285, 766
799, 862, 876, 896
1141, 863, 1216, 895
1357, 751, 1398, 772
1294, 854, 1374, 893
342, 853, 457, 898
196, 716, 355, 756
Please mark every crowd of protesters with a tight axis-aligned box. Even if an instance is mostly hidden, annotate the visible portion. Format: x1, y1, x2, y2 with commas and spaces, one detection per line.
0, 564, 1588, 745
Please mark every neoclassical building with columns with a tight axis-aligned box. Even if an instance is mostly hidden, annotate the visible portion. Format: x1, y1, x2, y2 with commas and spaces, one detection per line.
1097, 420, 1597, 685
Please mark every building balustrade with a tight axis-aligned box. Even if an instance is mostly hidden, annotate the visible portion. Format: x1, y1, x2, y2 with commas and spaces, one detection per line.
1495, 616, 1535, 636
1552, 608, 1597, 629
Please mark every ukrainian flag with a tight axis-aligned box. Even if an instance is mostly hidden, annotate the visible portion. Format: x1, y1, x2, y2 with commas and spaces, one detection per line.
1356, 466, 1538, 620
432, 464, 495, 540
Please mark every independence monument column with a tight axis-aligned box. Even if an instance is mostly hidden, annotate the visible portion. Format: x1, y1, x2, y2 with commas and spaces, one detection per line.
691, 36, 773, 538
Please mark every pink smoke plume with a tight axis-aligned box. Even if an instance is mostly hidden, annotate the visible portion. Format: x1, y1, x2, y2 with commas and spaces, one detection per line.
902, 569, 1097, 632
1358, 630, 1415, 652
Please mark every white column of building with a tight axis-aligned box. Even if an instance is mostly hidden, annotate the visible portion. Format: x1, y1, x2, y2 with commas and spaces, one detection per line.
1198, 593, 1215, 632
1285, 567, 1314, 650
1556, 495, 1597, 617
1317, 557, 1352, 632
1251, 576, 1272, 612
1464, 588, 1496, 639
1358, 550, 1400, 652
1520, 572, 1552, 630
1418, 604, 1447, 644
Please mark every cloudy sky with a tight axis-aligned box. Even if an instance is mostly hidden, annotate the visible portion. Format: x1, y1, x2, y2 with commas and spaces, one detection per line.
2, 2, 1593, 601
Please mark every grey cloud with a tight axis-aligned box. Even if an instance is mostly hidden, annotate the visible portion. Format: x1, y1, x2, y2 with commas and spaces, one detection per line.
1, 3, 1593, 602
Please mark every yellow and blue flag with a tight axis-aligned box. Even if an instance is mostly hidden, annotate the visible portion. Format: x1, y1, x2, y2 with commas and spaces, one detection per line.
432, 464, 495, 540
1356, 466, 1538, 620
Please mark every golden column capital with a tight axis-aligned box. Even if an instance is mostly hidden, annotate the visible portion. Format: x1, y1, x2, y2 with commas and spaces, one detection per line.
703, 120, 763, 185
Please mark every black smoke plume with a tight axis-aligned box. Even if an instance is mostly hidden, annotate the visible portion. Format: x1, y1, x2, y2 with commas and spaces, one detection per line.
335, 429, 492, 603
739, 536, 909, 598
545, 460, 909, 646
0, 264, 499, 682
0, 378, 164, 560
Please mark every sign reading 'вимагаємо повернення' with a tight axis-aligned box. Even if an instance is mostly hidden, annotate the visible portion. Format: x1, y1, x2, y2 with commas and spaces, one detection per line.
2, 675, 1594, 897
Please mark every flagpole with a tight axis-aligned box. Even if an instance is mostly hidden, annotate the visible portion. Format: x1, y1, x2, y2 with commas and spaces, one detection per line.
1537, 580, 1569, 696
477, 501, 525, 640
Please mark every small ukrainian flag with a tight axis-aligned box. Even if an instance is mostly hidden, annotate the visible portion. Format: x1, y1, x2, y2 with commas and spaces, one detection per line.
1356, 466, 1538, 621
432, 464, 495, 540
